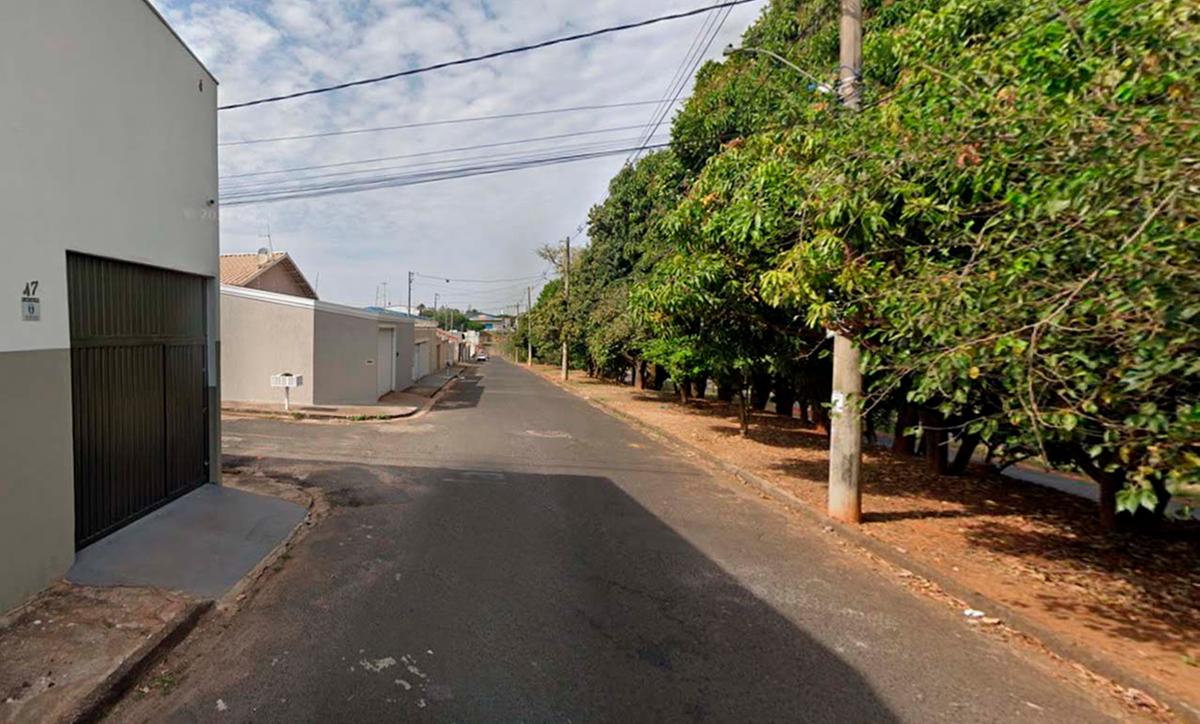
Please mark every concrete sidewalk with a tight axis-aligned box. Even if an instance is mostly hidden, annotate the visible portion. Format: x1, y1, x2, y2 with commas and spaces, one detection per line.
68, 484, 306, 600
404, 364, 465, 398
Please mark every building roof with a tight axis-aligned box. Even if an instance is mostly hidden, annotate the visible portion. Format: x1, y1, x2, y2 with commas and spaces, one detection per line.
219, 252, 318, 300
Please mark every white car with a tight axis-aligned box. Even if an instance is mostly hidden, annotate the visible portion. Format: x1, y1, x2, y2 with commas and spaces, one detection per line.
475, 352, 489, 362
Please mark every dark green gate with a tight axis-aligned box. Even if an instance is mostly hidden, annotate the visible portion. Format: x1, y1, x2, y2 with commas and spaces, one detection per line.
67, 253, 209, 547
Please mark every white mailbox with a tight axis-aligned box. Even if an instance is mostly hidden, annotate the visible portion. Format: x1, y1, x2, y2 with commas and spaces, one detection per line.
270, 373, 303, 388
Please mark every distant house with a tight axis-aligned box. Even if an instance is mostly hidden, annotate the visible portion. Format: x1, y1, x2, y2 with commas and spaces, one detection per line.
220, 250, 317, 299
220, 253, 416, 406
468, 312, 513, 331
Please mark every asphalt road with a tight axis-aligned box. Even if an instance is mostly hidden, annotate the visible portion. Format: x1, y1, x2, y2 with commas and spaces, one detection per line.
110, 359, 1122, 723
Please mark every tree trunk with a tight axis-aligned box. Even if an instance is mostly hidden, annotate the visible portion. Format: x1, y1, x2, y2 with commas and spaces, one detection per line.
1150, 477, 1172, 520
773, 378, 796, 417
947, 432, 980, 475
796, 398, 811, 425
919, 408, 948, 474
635, 360, 648, 390
812, 404, 831, 436
737, 390, 750, 437
652, 365, 669, 391
716, 380, 735, 402
678, 377, 691, 403
691, 377, 708, 400
750, 371, 771, 411
1072, 449, 1124, 532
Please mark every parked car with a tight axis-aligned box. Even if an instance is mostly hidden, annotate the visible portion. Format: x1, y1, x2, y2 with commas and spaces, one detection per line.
475, 352, 489, 362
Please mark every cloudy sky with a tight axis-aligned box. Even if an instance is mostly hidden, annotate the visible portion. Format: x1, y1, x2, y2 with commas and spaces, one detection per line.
148, 0, 764, 312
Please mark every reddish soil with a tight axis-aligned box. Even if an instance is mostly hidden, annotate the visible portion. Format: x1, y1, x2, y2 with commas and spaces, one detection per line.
533, 366, 1200, 716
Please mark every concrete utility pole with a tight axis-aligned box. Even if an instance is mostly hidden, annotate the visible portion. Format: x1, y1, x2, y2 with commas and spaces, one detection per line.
407, 271, 414, 315
561, 236, 571, 381
527, 286, 534, 366
828, 0, 864, 524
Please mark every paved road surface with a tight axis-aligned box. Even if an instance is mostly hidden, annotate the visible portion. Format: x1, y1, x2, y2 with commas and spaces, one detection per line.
110, 359, 1121, 722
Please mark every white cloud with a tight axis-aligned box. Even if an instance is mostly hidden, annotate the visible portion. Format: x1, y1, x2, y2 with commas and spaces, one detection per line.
148, 0, 765, 309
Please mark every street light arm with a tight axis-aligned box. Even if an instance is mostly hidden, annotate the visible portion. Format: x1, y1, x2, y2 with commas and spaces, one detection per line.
724, 45, 832, 91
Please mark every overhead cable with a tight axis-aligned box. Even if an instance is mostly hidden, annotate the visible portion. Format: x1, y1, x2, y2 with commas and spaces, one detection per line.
218, 0, 764, 111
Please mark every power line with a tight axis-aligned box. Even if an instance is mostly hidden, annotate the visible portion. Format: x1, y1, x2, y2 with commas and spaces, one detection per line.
414, 272, 547, 284
630, 4, 733, 163
221, 138, 670, 198
219, 134, 671, 194
219, 124, 655, 180
630, 8, 720, 157
221, 143, 671, 206
219, 99, 678, 147
218, 0, 765, 111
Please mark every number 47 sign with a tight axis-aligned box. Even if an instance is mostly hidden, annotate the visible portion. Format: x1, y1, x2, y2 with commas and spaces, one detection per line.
21, 280, 40, 322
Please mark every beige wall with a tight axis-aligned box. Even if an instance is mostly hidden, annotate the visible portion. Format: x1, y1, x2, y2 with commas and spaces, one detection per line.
394, 321, 416, 390
245, 264, 311, 299
313, 310, 389, 405
0, 351, 76, 614
414, 327, 439, 381
220, 293, 315, 405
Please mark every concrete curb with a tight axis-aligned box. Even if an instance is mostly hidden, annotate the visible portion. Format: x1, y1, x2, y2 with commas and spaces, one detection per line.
220, 405, 420, 421
71, 599, 212, 724
528, 368, 1194, 722
217, 480, 328, 612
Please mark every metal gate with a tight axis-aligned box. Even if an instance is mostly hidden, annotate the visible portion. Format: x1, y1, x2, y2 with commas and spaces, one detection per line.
68, 253, 209, 547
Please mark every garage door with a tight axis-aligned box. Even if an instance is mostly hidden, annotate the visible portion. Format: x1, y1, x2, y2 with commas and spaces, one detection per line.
376, 327, 395, 399
67, 253, 210, 547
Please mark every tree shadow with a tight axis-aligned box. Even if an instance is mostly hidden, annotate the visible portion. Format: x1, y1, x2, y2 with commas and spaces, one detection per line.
962, 520, 1200, 653
764, 444, 1200, 657
434, 368, 484, 410
198, 456, 901, 723
620, 391, 1200, 660
862, 508, 976, 523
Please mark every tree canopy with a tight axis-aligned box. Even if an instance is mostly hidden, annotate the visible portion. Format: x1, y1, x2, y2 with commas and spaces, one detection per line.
525, 0, 1199, 528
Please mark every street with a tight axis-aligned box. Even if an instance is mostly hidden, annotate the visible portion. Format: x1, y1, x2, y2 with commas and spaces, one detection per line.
112, 359, 1120, 722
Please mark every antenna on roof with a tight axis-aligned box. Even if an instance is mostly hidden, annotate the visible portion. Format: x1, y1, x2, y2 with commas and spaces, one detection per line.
256, 247, 271, 266
258, 222, 274, 255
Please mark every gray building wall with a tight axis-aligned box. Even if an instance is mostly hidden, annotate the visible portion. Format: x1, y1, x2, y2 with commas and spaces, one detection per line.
313, 310, 388, 406
219, 292, 315, 406
0, 352, 76, 612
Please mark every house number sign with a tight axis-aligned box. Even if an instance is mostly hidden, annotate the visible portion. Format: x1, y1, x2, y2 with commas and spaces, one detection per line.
21, 281, 40, 322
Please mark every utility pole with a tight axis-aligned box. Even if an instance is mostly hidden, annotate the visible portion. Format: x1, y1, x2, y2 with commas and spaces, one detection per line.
527, 286, 534, 366
434, 292, 439, 329
561, 236, 571, 381
407, 271, 414, 315
828, 0, 863, 524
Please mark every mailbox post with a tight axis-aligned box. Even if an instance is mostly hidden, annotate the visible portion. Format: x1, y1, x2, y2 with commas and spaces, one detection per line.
270, 373, 303, 411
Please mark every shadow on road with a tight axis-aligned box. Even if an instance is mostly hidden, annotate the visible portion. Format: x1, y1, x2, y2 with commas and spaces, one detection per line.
181, 454, 900, 722
434, 367, 485, 411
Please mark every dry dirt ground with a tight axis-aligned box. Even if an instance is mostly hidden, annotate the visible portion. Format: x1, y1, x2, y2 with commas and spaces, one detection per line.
0, 585, 191, 724
531, 365, 1200, 716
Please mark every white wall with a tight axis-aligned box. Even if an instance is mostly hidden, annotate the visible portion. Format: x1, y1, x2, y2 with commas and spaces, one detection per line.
0, 0, 219, 354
